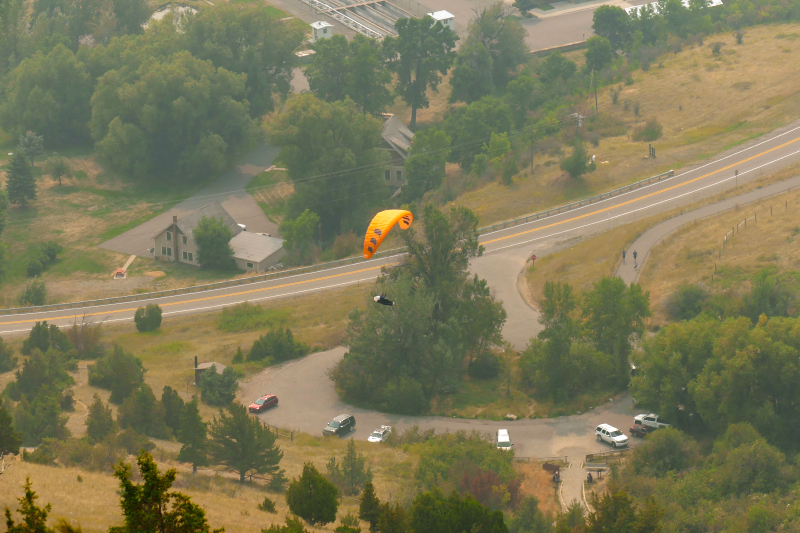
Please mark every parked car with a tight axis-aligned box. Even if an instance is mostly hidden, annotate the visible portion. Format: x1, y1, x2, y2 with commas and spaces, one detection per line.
323, 414, 356, 437
248, 394, 278, 413
634, 413, 671, 430
368, 425, 392, 443
496, 429, 513, 451
629, 424, 655, 438
596, 424, 629, 448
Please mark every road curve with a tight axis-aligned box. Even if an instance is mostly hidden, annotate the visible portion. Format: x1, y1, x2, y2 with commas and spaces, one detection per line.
3, 120, 800, 339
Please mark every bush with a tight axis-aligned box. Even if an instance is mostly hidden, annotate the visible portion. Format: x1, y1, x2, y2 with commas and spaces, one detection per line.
469, 353, 501, 379
117, 383, 171, 439
26, 258, 45, 277
18, 277, 46, 306
258, 497, 278, 513
667, 284, 709, 321
88, 345, 145, 404
40, 241, 63, 262
247, 328, 309, 363
560, 139, 591, 178
231, 347, 244, 364
134, 304, 163, 332
22, 321, 74, 355
380, 377, 429, 415
286, 463, 339, 526
632, 117, 663, 141
0, 336, 18, 372
66, 317, 105, 359
198, 365, 239, 406
332, 232, 361, 259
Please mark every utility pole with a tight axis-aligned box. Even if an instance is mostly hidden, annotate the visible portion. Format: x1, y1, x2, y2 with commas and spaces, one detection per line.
530, 123, 534, 176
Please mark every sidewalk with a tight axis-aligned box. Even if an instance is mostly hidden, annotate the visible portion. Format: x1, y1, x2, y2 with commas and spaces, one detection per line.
559, 462, 588, 511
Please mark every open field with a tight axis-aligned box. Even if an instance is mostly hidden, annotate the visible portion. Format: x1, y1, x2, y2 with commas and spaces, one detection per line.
522, 162, 800, 309
451, 23, 800, 226
639, 179, 800, 323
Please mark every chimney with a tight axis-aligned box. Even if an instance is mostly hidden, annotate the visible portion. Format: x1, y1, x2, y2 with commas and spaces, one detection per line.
194, 356, 198, 368
173, 215, 178, 223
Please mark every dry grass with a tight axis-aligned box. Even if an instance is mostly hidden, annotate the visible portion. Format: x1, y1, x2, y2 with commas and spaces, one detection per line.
639, 179, 800, 323
385, 71, 456, 127
515, 461, 562, 516
451, 23, 800, 226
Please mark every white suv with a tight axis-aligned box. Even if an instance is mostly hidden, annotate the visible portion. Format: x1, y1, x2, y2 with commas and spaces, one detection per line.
634, 413, 670, 430
596, 424, 629, 448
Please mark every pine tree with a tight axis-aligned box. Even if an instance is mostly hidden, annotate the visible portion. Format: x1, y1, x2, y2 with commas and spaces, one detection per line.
208, 403, 283, 482
286, 463, 339, 526
341, 438, 372, 495
4, 478, 52, 533
177, 398, 208, 475
0, 399, 23, 454
359, 482, 381, 532
162, 386, 185, 436
5, 151, 37, 206
377, 502, 407, 533
86, 393, 115, 443
110, 451, 223, 533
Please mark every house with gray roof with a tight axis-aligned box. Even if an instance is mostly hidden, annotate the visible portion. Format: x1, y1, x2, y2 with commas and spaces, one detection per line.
152, 202, 284, 272
379, 114, 414, 188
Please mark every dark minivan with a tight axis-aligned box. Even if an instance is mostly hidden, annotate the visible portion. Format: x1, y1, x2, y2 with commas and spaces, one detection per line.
323, 414, 356, 436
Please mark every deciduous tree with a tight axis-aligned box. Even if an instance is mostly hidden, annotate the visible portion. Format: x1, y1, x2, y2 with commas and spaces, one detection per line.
467, 3, 528, 87
44, 154, 71, 186
592, 5, 631, 50
384, 16, 458, 128
264, 95, 387, 241
449, 39, 493, 104
346, 34, 394, 115
306, 34, 349, 103
18, 131, 44, 165
193, 216, 234, 270
208, 403, 283, 482
280, 209, 320, 266
402, 127, 451, 201
584, 35, 614, 72
184, 6, 305, 117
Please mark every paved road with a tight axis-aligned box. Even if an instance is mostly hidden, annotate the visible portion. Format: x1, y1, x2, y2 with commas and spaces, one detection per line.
3, 121, 800, 337
98, 143, 279, 257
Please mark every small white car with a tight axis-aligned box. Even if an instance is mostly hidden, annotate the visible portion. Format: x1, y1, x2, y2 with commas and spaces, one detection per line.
368, 425, 392, 443
496, 429, 513, 451
634, 413, 671, 430
596, 424, 629, 448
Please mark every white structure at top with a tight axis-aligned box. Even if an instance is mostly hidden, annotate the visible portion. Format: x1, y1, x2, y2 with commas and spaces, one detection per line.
625, 0, 722, 15
427, 10, 454, 31
310, 21, 334, 42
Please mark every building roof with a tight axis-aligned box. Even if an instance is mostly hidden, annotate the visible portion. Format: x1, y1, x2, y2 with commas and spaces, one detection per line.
427, 10, 454, 21
153, 201, 242, 241
381, 115, 414, 159
196, 362, 226, 374
310, 21, 333, 29
230, 232, 284, 262
625, 0, 721, 14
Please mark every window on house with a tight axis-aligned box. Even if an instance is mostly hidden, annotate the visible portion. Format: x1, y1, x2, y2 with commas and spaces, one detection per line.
323, 28, 327, 34
166, 247, 172, 257
182, 235, 187, 245
166, 231, 171, 241
246, 262, 254, 269
188, 252, 193, 262
384, 170, 390, 181
182, 251, 188, 260
161, 246, 167, 256
396, 170, 402, 181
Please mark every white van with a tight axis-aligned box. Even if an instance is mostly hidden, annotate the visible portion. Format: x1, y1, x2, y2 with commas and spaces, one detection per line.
496, 429, 512, 451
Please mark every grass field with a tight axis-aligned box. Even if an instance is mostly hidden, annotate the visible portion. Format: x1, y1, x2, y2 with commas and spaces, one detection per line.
639, 179, 800, 323
448, 23, 800, 226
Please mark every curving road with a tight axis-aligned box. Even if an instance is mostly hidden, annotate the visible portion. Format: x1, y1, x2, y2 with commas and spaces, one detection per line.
5, 121, 800, 508
3, 121, 800, 338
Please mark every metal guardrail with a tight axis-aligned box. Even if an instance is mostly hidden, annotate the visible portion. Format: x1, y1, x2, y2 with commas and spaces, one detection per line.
514, 455, 568, 464
0, 169, 676, 316
586, 449, 631, 463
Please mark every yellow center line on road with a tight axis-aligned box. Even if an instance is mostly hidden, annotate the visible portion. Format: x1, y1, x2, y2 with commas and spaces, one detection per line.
0, 263, 391, 326
481, 135, 800, 245
2, 135, 799, 328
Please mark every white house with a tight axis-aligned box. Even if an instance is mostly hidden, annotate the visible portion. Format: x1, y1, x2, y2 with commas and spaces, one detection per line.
310, 21, 334, 43
427, 10, 454, 32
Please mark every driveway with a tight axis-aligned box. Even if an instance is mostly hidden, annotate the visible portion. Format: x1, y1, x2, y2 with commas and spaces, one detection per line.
98, 142, 280, 257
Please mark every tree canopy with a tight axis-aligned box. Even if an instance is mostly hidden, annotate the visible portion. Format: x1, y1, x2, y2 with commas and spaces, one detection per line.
193, 216, 235, 270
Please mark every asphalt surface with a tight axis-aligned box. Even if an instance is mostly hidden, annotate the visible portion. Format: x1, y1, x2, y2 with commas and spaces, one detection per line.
98, 143, 279, 257
5, 118, 800, 508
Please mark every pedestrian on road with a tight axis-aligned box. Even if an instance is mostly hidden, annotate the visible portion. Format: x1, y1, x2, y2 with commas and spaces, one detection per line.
633, 250, 638, 262
622, 250, 626, 264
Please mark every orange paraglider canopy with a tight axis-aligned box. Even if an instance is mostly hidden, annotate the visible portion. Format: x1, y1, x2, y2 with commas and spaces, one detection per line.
363, 210, 413, 259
